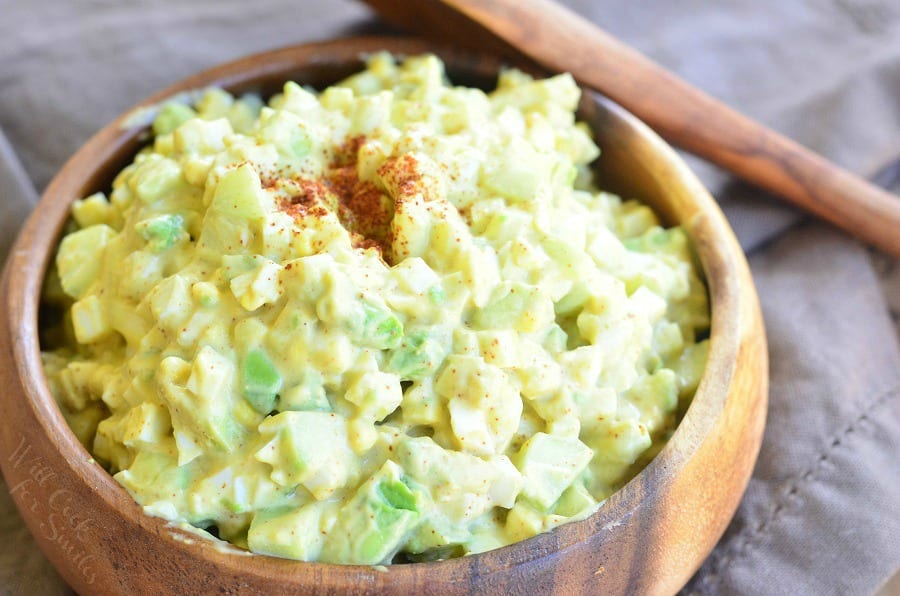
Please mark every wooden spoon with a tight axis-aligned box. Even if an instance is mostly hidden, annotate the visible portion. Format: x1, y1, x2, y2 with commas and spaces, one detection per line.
363, 0, 900, 256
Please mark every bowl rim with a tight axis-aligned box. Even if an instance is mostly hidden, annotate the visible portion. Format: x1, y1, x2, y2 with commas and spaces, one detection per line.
0, 35, 765, 591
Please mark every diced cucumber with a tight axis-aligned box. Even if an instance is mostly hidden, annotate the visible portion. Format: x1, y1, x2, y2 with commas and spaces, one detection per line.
227, 94, 264, 135
315, 271, 402, 349
378, 476, 418, 512
405, 518, 470, 555
543, 324, 568, 353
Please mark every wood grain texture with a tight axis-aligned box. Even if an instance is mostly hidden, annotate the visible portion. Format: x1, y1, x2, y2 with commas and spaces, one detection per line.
0, 37, 767, 595
363, 0, 900, 257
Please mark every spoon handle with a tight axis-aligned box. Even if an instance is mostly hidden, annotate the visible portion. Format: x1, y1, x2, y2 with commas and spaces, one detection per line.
364, 0, 900, 256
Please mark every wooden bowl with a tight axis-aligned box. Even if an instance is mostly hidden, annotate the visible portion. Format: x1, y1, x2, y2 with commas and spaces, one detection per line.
0, 36, 767, 595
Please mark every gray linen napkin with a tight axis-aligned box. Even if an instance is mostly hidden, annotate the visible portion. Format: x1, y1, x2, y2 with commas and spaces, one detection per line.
0, 129, 65, 595
1, 0, 898, 593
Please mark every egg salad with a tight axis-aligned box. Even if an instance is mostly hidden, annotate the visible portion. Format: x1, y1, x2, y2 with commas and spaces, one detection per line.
42, 53, 709, 564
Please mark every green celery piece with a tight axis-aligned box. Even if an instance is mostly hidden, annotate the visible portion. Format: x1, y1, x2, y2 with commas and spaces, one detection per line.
242, 349, 283, 414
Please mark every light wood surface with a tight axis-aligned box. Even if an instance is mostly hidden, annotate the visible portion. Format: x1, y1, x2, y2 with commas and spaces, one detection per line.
364, 0, 900, 257
0, 37, 767, 594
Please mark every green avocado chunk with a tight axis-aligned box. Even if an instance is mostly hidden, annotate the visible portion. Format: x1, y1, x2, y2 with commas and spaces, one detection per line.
386, 330, 448, 380
136, 213, 185, 252
152, 102, 197, 136
360, 303, 403, 350
242, 349, 283, 414
320, 461, 421, 565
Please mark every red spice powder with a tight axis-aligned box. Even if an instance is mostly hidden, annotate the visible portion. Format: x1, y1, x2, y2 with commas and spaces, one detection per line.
278, 178, 331, 219
273, 134, 400, 262
331, 135, 367, 168
378, 153, 425, 199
